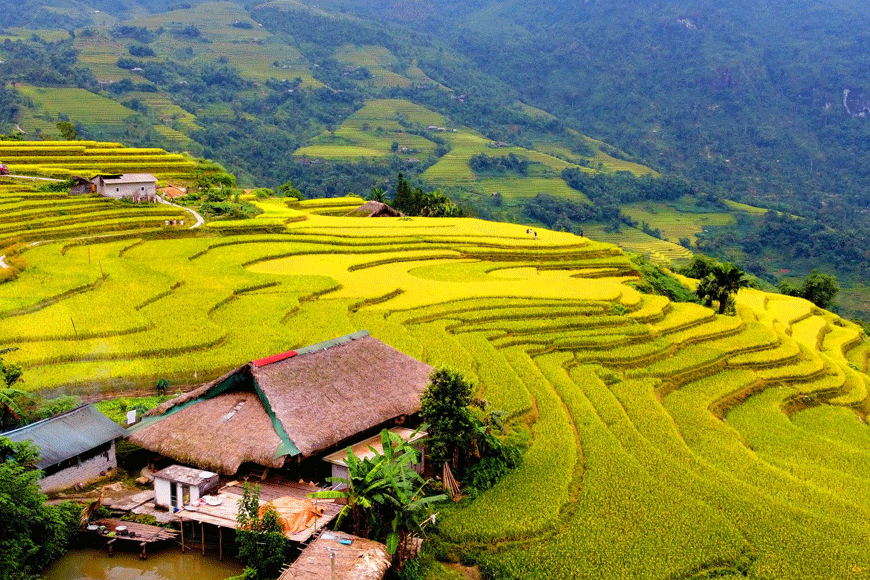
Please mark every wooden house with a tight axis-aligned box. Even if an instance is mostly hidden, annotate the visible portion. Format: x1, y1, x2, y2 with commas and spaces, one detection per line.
127, 331, 433, 481
92, 173, 158, 202
344, 201, 402, 218
2, 405, 126, 492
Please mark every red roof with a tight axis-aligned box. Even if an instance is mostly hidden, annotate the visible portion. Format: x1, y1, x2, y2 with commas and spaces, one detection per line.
252, 350, 297, 367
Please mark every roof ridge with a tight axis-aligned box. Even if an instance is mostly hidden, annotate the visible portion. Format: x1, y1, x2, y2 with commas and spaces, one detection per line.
0, 403, 92, 435
251, 330, 370, 368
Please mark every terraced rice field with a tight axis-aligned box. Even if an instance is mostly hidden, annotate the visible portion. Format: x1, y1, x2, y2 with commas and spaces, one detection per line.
127, 1, 321, 88
584, 223, 694, 266
16, 86, 138, 127
0, 141, 198, 180
2, 185, 870, 579
74, 33, 149, 82
333, 44, 438, 89
295, 99, 445, 159
621, 201, 736, 243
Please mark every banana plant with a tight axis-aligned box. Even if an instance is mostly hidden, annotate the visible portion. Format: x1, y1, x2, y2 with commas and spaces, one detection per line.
310, 427, 446, 565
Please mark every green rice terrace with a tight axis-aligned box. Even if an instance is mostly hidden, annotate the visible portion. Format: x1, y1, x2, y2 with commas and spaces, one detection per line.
2, 176, 870, 579
0, 140, 199, 180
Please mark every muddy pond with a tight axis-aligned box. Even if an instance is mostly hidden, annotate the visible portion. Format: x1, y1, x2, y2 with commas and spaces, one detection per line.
42, 548, 243, 580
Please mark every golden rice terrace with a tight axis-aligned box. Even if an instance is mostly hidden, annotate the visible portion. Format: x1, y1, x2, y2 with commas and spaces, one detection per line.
2, 179, 870, 579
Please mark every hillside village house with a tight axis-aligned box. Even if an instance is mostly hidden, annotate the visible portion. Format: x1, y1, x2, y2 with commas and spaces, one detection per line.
92, 173, 158, 202
127, 331, 433, 482
2, 404, 127, 492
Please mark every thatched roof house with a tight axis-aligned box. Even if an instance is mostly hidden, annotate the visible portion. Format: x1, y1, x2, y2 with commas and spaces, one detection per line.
128, 331, 433, 475
345, 201, 402, 218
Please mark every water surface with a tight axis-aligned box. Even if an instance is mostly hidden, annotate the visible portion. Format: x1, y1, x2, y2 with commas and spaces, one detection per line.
43, 547, 243, 580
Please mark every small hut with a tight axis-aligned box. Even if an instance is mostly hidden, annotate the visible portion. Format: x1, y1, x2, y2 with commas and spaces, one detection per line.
127, 331, 433, 479
69, 176, 96, 195
152, 465, 219, 511
344, 201, 402, 218
2, 405, 126, 492
278, 531, 390, 580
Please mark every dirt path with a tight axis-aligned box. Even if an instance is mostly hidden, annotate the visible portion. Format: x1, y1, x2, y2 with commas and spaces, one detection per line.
5, 174, 64, 182
0, 254, 8, 269
157, 195, 204, 228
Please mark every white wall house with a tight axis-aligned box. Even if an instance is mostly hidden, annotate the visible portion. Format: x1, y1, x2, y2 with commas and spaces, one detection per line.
92, 173, 158, 202
1, 405, 127, 493
153, 465, 220, 511
322, 427, 426, 482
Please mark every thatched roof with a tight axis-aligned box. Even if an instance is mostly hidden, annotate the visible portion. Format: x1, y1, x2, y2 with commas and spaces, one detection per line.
253, 334, 432, 457
279, 531, 390, 580
127, 331, 433, 474
344, 201, 401, 217
128, 390, 286, 475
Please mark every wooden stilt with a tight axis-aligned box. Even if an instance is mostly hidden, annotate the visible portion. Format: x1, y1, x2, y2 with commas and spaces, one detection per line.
107, 538, 115, 556
140, 541, 147, 560
180, 517, 185, 553
201, 522, 205, 555
219, 526, 223, 561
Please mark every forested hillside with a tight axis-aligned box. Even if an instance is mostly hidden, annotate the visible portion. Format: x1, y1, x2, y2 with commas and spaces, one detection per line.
302, 0, 870, 311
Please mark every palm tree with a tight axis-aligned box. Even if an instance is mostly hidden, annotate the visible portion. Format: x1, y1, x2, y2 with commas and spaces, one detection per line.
696, 263, 749, 314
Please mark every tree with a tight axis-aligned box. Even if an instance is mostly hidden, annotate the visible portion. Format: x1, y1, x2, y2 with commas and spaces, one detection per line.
679, 255, 722, 279
0, 438, 80, 580
393, 173, 413, 213
0, 349, 25, 430
420, 368, 521, 491
779, 269, 839, 309
235, 483, 286, 580
55, 121, 78, 141
368, 187, 385, 202
420, 367, 477, 470
311, 429, 445, 568
696, 262, 750, 315
277, 179, 301, 198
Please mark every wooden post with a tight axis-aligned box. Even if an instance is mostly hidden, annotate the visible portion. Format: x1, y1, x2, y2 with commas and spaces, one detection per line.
140, 541, 147, 560
219, 526, 223, 561
201, 522, 205, 555
180, 517, 185, 553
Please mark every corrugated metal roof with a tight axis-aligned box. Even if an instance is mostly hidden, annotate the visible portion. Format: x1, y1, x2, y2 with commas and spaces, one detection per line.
1, 405, 127, 469
95, 173, 157, 184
